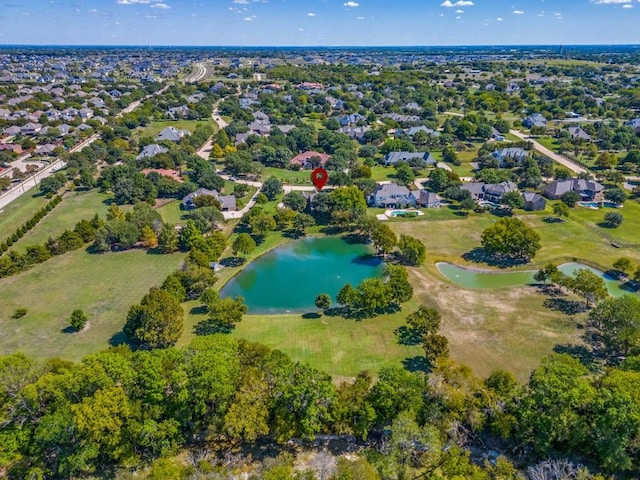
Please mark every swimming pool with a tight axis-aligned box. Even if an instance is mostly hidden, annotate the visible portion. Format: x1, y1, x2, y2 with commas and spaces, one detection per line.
387, 209, 424, 217
578, 201, 622, 209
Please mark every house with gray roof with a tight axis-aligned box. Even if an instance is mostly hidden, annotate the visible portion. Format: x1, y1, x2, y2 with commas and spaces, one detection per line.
369, 183, 414, 208
461, 181, 518, 203
568, 126, 591, 141
340, 125, 370, 140
544, 178, 604, 201
156, 126, 190, 142
491, 147, 528, 167
410, 190, 442, 208
624, 118, 640, 133
395, 125, 440, 138
523, 113, 547, 129
137, 144, 168, 160
182, 188, 219, 209
383, 151, 437, 166
522, 192, 547, 211
338, 113, 365, 127
168, 105, 191, 119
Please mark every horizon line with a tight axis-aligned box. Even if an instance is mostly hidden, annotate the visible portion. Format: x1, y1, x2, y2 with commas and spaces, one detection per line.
1, 43, 640, 49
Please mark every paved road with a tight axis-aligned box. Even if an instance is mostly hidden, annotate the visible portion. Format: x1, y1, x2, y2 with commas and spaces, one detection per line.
509, 129, 587, 175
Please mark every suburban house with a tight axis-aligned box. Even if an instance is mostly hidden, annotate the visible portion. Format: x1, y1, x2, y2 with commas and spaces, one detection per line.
491, 147, 528, 167
567, 126, 591, 141
137, 144, 168, 160
523, 113, 547, 129
369, 183, 413, 208
491, 128, 505, 141
544, 178, 604, 201
21, 123, 42, 135
383, 151, 437, 166
339, 125, 370, 140
624, 118, 640, 133
156, 126, 190, 142
461, 181, 518, 203
289, 151, 330, 169
411, 190, 442, 208
338, 113, 365, 127
522, 192, 547, 211
395, 125, 440, 138
182, 188, 236, 212
167, 105, 191, 119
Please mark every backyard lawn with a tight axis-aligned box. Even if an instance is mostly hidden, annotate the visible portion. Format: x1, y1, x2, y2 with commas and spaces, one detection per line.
261, 167, 313, 185
137, 119, 216, 139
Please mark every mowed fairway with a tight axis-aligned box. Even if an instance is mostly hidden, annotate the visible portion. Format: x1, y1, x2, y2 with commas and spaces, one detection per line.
389, 212, 640, 381
0, 248, 185, 361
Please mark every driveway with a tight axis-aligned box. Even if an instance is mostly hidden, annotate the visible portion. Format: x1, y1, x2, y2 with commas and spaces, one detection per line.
509, 129, 587, 175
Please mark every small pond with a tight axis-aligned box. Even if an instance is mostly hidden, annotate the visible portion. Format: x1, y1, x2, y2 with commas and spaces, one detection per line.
220, 236, 384, 313
436, 262, 637, 297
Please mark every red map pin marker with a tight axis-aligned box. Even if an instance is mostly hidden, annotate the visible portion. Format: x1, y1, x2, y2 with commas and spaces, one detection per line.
311, 167, 328, 191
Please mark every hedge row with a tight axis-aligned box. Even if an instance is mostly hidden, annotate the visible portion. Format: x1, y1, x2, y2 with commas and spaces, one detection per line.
0, 195, 63, 255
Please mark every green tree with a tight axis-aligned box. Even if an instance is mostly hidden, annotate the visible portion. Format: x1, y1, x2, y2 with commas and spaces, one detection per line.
232, 233, 256, 257
292, 213, 316, 236
423, 334, 449, 363
249, 213, 276, 237
261, 176, 283, 201
69, 309, 88, 331
282, 191, 307, 212
588, 295, 640, 356
604, 211, 623, 228
561, 191, 581, 207
398, 234, 426, 265
534, 263, 559, 285
613, 257, 634, 277
395, 162, 415, 186
552, 202, 569, 220
571, 268, 608, 308
200, 288, 247, 328
337, 283, 356, 306
329, 186, 367, 222
371, 223, 397, 256
140, 225, 158, 249
315, 293, 331, 313
124, 288, 184, 348
459, 196, 476, 214
429, 168, 450, 192
384, 264, 413, 307
481, 217, 541, 261
500, 190, 524, 211
406, 306, 441, 336
158, 223, 178, 253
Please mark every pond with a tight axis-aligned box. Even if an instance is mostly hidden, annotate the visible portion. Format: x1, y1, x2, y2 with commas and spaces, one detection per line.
436, 262, 637, 297
220, 236, 384, 313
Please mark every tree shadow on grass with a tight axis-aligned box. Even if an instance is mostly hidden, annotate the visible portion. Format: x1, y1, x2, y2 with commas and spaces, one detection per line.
302, 312, 321, 319
402, 356, 432, 373
596, 222, 617, 229
462, 247, 529, 268
194, 319, 234, 336
108, 331, 131, 347
543, 297, 587, 315
553, 343, 599, 372
220, 257, 245, 267
543, 216, 564, 224
60, 326, 77, 334
189, 305, 207, 315
395, 326, 423, 346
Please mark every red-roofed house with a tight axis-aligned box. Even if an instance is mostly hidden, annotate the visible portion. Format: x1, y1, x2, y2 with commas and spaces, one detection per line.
141, 168, 184, 183
289, 151, 330, 170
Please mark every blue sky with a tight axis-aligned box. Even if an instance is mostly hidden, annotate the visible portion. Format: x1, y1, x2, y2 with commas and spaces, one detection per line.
0, 0, 639, 46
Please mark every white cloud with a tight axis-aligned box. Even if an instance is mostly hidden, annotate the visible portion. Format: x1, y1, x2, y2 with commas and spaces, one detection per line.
440, 0, 474, 7
343, 1, 359, 7
513, 10, 524, 14
117, 0, 152, 4
455, 9, 464, 13
622, 3, 633, 7
298, 27, 303, 31
356, 16, 364, 19
243, 15, 256, 21
307, 12, 317, 16
496, 16, 503, 21
151, 3, 170, 8
591, 0, 632, 3
234, 0, 267, 3
538, 11, 545, 16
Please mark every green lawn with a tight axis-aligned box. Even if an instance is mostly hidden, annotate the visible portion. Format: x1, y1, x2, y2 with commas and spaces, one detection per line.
0, 186, 50, 244
0, 248, 185, 361
261, 167, 313, 185
567, 200, 640, 246
156, 200, 188, 226
138, 120, 216, 139
370, 165, 397, 182
11, 190, 112, 252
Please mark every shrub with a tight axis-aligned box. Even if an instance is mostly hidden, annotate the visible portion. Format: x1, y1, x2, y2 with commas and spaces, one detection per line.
11, 308, 28, 319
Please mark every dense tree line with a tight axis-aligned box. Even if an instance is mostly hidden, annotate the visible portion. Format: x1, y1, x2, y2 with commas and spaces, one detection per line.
0, 195, 62, 255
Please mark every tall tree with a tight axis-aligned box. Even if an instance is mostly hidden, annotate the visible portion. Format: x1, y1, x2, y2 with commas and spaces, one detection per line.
124, 288, 184, 349
481, 217, 541, 261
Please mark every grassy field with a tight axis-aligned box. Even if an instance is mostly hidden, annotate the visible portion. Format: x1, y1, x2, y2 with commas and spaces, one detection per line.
567, 199, 640, 246
138, 120, 215, 139
261, 167, 313, 185
0, 186, 50, 243
156, 199, 188, 226
0, 248, 185, 361
11, 190, 112, 252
